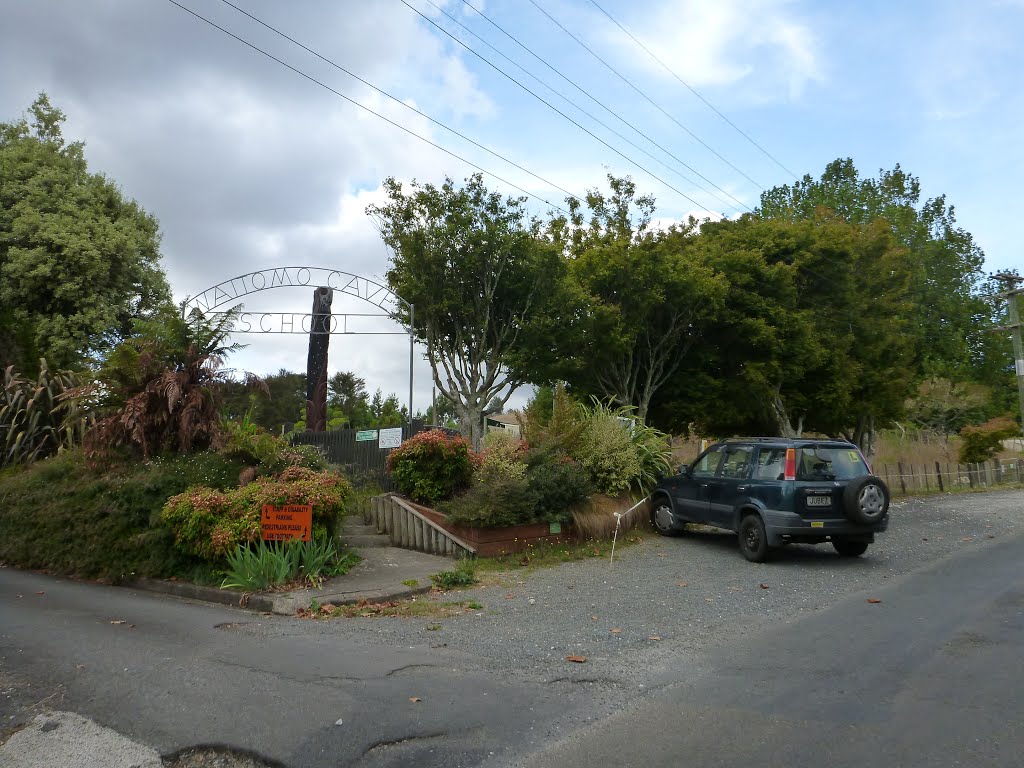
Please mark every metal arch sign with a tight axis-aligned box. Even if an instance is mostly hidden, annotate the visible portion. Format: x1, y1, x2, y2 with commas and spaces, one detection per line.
182, 267, 409, 317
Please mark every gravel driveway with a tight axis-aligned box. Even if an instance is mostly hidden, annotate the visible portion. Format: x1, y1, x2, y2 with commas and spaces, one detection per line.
298, 489, 1024, 690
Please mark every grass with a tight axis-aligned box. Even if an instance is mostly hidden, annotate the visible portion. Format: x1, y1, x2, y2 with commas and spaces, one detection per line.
300, 597, 484, 619
430, 558, 479, 589
0, 449, 247, 583
474, 527, 650, 578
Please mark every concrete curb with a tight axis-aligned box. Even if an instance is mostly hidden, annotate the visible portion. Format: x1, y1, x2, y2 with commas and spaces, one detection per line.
124, 575, 436, 615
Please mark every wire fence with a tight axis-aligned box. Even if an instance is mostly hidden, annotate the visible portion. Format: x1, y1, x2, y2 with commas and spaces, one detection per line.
876, 458, 1024, 496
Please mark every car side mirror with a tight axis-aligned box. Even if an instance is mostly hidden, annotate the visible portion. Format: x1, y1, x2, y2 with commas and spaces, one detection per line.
679, 464, 692, 477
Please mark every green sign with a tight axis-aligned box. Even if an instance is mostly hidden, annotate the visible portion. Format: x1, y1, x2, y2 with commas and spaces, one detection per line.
356, 430, 377, 442
549, 522, 562, 534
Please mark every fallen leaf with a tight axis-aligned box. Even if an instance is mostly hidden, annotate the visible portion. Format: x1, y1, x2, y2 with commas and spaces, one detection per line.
657, 552, 666, 558
590, 615, 598, 621
565, 655, 587, 663
505, 593, 515, 600
610, 628, 622, 634
759, 583, 770, 590
728, 586, 742, 592
867, 598, 882, 604
677, 582, 688, 588
648, 635, 662, 641
16, 594, 22, 599
110, 620, 127, 625
961, 537, 974, 542
705, 598, 714, 603
409, 697, 422, 703
35, 591, 45, 596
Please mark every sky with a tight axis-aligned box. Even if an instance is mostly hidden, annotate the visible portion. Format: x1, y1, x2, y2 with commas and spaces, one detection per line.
2, 0, 1022, 416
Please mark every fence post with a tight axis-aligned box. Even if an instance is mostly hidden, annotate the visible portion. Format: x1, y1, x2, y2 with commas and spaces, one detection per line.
967, 464, 975, 488
922, 464, 929, 491
896, 461, 908, 495
935, 461, 944, 492
994, 458, 1003, 485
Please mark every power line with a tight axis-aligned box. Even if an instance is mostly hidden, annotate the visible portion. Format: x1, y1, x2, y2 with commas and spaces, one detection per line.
398, 0, 710, 212
527, 0, 764, 190
587, 0, 799, 180
214, 0, 583, 206
163, 0, 571, 213
450, 0, 749, 213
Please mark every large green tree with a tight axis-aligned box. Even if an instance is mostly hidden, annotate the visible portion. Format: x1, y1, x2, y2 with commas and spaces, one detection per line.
652, 215, 919, 453
542, 176, 727, 422
757, 158, 989, 382
368, 174, 565, 448
0, 94, 171, 373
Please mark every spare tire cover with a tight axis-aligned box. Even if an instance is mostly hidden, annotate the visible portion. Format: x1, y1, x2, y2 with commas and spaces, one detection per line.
843, 476, 890, 525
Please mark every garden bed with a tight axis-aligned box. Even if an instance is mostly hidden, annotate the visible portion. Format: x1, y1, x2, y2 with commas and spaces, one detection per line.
404, 499, 574, 557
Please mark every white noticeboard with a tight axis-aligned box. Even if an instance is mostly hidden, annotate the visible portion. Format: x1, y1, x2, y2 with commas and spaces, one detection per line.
379, 427, 403, 449
1016, 359, 1024, 376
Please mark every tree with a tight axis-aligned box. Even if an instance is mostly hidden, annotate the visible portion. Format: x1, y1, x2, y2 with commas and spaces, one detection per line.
653, 215, 919, 453
537, 176, 727, 423
757, 158, 988, 382
0, 94, 171, 373
368, 174, 565, 448
81, 306, 253, 459
327, 371, 368, 427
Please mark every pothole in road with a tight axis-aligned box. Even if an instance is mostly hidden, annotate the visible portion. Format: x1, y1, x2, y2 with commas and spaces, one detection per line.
163, 745, 284, 767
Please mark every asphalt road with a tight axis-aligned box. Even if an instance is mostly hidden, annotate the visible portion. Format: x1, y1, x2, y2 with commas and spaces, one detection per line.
0, 571, 595, 767
2, 489, 1023, 767
519, 531, 1024, 768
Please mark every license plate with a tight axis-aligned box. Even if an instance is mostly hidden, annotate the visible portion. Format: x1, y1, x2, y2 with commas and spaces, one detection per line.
806, 495, 832, 507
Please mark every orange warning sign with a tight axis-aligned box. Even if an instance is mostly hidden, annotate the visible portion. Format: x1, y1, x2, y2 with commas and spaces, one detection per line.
261, 504, 312, 542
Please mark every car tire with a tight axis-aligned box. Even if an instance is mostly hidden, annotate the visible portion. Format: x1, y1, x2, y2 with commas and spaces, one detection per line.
833, 540, 869, 557
843, 476, 890, 525
650, 498, 684, 537
738, 514, 770, 563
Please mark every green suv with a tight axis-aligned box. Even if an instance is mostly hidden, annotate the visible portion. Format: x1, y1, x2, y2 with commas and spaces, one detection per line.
650, 438, 890, 562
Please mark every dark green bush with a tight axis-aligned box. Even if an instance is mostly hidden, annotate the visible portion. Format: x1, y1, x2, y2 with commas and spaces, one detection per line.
524, 451, 593, 522
386, 429, 476, 505
0, 449, 246, 582
441, 476, 534, 528
442, 449, 592, 528
430, 558, 478, 589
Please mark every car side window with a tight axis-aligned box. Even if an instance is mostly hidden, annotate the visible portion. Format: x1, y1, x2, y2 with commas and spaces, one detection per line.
691, 446, 725, 478
719, 446, 754, 480
753, 447, 788, 480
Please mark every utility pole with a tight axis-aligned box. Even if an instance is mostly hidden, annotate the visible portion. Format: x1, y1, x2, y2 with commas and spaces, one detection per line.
992, 272, 1024, 437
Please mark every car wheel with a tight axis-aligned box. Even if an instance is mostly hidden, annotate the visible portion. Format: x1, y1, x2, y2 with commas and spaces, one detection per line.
650, 498, 683, 537
843, 476, 890, 525
738, 514, 770, 562
833, 540, 869, 557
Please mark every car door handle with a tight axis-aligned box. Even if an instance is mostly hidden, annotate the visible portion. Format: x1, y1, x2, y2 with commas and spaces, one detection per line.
737, 486, 748, 492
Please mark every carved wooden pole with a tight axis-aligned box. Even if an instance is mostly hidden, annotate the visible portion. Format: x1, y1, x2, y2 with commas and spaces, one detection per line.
305, 286, 333, 432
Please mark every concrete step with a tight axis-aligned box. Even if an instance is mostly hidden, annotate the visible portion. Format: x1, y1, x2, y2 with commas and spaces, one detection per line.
340, 534, 394, 548
340, 523, 381, 536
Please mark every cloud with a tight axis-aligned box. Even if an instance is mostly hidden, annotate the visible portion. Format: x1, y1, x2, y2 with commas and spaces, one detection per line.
595, 0, 824, 101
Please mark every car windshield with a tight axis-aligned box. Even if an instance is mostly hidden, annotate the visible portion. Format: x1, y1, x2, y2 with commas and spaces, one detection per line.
797, 446, 869, 481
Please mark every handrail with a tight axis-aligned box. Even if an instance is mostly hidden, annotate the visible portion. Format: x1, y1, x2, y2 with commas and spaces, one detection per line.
387, 495, 477, 554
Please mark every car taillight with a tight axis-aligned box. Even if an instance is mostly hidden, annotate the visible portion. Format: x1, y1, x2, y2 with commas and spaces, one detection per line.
784, 448, 796, 480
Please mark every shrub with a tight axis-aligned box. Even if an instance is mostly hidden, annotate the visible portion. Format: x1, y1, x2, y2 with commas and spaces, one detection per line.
959, 417, 1019, 464
221, 537, 360, 590
475, 430, 528, 485
442, 476, 535, 528
573, 403, 642, 496
524, 450, 592, 522
0, 448, 247, 582
430, 558, 478, 589
221, 420, 326, 473
162, 469, 352, 561
1, 360, 88, 468
386, 429, 476, 505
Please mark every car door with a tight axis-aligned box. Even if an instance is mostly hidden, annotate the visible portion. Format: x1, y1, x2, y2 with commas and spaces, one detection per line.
675, 445, 725, 523
704, 444, 754, 530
